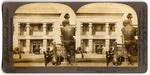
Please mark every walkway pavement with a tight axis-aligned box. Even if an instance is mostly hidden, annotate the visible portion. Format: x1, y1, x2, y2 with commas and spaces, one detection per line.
13, 53, 138, 67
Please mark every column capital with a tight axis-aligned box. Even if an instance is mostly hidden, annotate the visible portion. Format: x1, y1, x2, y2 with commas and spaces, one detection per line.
26, 39, 30, 41
43, 39, 47, 42
26, 23, 30, 25
106, 39, 110, 41
89, 23, 92, 25
18, 23, 21, 25
106, 23, 109, 25
105, 25, 109, 28
51, 23, 54, 28
89, 23, 92, 27
81, 23, 84, 27
26, 23, 30, 27
43, 23, 47, 27
43, 23, 47, 25
89, 39, 93, 42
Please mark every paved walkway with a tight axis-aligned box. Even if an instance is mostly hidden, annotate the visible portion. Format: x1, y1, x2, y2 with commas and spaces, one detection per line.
13, 53, 138, 67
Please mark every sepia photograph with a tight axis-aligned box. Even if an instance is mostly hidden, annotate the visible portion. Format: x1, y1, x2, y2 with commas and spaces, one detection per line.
12, 3, 138, 67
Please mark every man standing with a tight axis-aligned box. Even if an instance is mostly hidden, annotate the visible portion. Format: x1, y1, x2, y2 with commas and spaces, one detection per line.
121, 19, 136, 65
15, 47, 21, 59
43, 48, 51, 66
60, 13, 75, 65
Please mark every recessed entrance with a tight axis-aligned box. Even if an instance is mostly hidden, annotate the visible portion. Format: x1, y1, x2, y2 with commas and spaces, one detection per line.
31, 40, 42, 54
93, 39, 105, 54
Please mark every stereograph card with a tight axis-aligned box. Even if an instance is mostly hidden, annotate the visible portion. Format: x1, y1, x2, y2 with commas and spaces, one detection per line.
2, 1, 147, 73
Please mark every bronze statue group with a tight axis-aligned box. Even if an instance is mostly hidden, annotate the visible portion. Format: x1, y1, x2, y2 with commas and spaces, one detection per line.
106, 13, 137, 66
44, 13, 76, 66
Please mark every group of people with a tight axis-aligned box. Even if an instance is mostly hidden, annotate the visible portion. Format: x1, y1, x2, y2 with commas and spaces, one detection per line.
106, 45, 125, 66
43, 47, 64, 66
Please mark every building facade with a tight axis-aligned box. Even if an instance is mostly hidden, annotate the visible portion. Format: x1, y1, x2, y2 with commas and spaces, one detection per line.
13, 3, 76, 54
13, 3, 138, 54
75, 3, 138, 54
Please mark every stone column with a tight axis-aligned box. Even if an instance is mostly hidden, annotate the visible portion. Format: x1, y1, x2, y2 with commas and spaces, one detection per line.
88, 39, 93, 53
43, 39, 47, 53
25, 39, 30, 54
114, 23, 117, 32
89, 23, 92, 35
43, 23, 47, 36
105, 23, 109, 35
81, 24, 83, 35
105, 39, 110, 52
26, 23, 30, 36
52, 24, 54, 35
53, 20, 61, 44
75, 22, 81, 49
116, 21, 123, 44
18, 23, 20, 35
18, 39, 21, 52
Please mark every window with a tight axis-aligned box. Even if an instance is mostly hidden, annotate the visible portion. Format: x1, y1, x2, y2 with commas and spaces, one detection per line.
109, 23, 115, 31
33, 25, 42, 31
95, 24, 105, 31
38, 25, 42, 31
47, 24, 53, 31
31, 24, 43, 31
33, 26, 38, 31
82, 23, 89, 31
20, 23, 26, 31
22, 41, 26, 47
83, 25, 89, 31
84, 40, 88, 46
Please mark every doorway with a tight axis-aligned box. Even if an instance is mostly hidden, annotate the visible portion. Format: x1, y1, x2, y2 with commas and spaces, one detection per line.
93, 39, 105, 54
32, 41, 42, 54
95, 44, 103, 54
